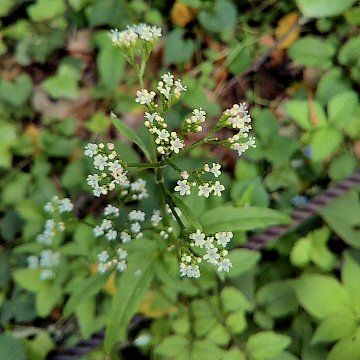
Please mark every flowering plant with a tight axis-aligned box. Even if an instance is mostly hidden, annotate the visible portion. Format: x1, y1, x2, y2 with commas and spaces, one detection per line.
19, 24, 295, 356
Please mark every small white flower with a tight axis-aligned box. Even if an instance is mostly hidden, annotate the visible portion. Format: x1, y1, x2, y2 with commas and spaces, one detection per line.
144, 112, 157, 124
203, 247, 220, 265
84, 143, 98, 157
120, 231, 132, 243
87, 174, 99, 188
174, 180, 191, 196
104, 204, 119, 217
98, 250, 109, 263
161, 73, 174, 86
131, 222, 141, 233
27, 255, 39, 269
174, 79, 187, 97
198, 183, 212, 198
205, 163, 221, 177
218, 258, 232, 272
40, 269, 55, 280
106, 229, 117, 241
151, 209, 162, 225
59, 198, 73, 213
93, 154, 108, 171
170, 138, 184, 154
192, 108, 206, 123
215, 231, 233, 247
157, 129, 170, 141
100, 219, 112, 231
189, 230, 206, 248
117, 260, 127, 272
135, 89, 155, 105
117, 248, 128, 260
93, 225, 104, 237
129, 210, 146, 222
213, 181, 225, 197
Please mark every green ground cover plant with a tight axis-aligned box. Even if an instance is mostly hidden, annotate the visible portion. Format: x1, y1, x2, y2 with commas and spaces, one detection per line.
1, 1, 360, 359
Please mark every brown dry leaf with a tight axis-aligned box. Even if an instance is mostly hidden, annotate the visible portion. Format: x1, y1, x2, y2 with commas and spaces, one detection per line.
170, 2, 194, 27
275, 12, 300, 50
139, 290, 177, 318
32, 87, 96, 120
354, 140, 360, 159
24, 123, 41, 155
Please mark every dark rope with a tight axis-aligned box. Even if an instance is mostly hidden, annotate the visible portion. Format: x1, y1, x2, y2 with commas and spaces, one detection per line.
245, 169, 360, 250
48, 169, 360, 359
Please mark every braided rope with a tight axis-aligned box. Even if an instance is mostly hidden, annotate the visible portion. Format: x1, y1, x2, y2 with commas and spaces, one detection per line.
245, 169, 360, 250
48, 169, 360, 359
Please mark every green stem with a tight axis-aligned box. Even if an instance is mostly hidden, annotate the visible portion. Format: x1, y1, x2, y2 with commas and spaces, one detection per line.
127, 162, 163, 169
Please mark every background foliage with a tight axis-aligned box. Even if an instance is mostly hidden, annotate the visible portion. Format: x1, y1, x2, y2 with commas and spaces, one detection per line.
1, 0, 360, 359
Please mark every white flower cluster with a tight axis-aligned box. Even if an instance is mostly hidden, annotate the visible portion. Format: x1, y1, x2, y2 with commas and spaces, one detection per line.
93, 205, 120, 241
120, 209, 146, 242
157, 72, 187, 101
85, 142, 130, 197
135, 73, 187, 109
174, 163, 225, 198
109, 24, 161, 47
150, 209, 162, 226
143, 112, 185, 156
183, 108, 206, 133
97, 248, 128, 274
220, 103, 256, 156
130, 178, 149, 200
27, 249, 61, 281
37, 196, 73, 245
179, 230, 233, 278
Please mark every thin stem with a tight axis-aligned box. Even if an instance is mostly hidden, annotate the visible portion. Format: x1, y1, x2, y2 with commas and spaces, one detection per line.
127, 162, 163, 169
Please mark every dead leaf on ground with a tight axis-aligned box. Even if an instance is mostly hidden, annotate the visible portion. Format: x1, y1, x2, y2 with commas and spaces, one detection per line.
170, 2, 195, 27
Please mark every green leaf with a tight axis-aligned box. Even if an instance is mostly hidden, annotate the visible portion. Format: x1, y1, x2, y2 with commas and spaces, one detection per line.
198, 0, 237, 33
27, 0, 66, 20
36, 284, 62, 317
207, 325, 231, 346
328, 328, 360, 360
164, 28, 195, 65
284, 99, 326, 129
342, 253, 360, 312
321, 191, 360, 247
221, 287, 253, 313
228, 249, 260, 278
0, 334, 26, 360
104, 246, 159, 352
329, 151, 357, 181
42, 62, 81, 100
316, 68, 351, 104
25, 330, 55, 360
167, 192, 203, 231
64, 273, 109, 317
199, 206, 291, 233
247, 331, 291, 360
328, 91, 358, 129
97, 42, 125, 90
289, 36, 335, 68
256, 281, 298, 318
293, 274, 351, 319
112, 118, 151, 161
192, 340, 225, 359
0, 74, 32, 106
86, 0, 129, 27
155, 335, 189, 358
13, 269, 46, 293
311, 311, 357, 344
226, 310, 247, 334
0, 0, 15, 17
338, 36, 360, 67
296, 0, 357, 18
310, 126, 343, 162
